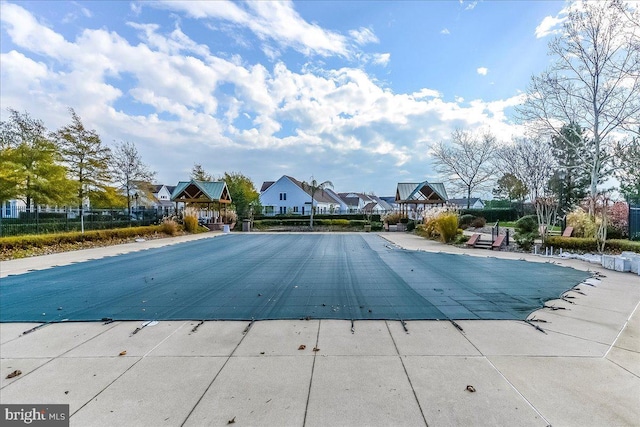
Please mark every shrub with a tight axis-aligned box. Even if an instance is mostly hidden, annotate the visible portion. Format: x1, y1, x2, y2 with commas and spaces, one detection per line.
458, 208, 518, 222
545, 236, 640, 254
434, 213, 459, 243
470, 217, 486, 228
459, 214, 475, 228
514, 215, 539, 251
415, 224, 430, 238
567, 207, 597, 238
183, 215, 199, 233
220, 211, 238, 224
515, 215, 538, 234
382, 212, 403, 225
370, 221, 383, 231
455, 233, 470, 245
0, 225, 166, 251
160, 218, 179, 236
406, 220, 416, 232
608, 202, 629, 239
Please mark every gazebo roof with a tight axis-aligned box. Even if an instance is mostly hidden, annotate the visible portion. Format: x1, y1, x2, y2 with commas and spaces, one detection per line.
395, 181, 448, 204
171, 180, 232, 204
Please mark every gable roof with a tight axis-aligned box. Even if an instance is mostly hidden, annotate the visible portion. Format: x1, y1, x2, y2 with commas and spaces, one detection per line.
448, 198, 483, 206
260, 175, 340, 203
260, 181, 275, 192
171, 180, 232, 204
396, 181, 448, 204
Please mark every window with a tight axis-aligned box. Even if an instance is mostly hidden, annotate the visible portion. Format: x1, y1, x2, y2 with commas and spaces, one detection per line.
279, 206, 286, 214
279, 192, 287, 201
4, 201, 10, 217
293, 206, 299, 213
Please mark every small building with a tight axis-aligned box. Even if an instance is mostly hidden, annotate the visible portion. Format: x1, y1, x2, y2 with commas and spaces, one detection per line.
395, 181, 448, 219
171, 179, 232, 224
448, 197, 485, 210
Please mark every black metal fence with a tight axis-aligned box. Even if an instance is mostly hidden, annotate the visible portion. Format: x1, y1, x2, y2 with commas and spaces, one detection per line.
630, 204, 640, 241
0, 206, 174, 237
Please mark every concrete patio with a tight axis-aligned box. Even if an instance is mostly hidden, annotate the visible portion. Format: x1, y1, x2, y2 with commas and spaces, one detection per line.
1, 232, 639, 426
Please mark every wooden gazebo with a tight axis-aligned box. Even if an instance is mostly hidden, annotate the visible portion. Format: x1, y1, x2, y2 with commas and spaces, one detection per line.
395, 181, 448, 218
171, 179, 232, 227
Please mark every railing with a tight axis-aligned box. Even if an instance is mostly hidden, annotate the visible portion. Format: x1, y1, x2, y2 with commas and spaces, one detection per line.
491, 220, 510, 246
491, 221, 499, 244
0, 206, 175, 237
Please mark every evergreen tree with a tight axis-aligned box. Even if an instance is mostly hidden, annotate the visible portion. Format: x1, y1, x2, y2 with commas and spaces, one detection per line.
548, 123, 591, 216
191, 164, 213, 181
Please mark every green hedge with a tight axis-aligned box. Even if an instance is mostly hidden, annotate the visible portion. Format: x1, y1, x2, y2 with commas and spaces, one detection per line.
544, 236, 640, 254
252, 219, 383, 230
254, 213, 382, 222
459, 208, 518, 222
0, 225, 165, 250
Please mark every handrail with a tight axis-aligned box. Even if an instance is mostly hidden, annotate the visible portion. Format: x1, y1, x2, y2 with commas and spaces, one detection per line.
491, 221, 499, 244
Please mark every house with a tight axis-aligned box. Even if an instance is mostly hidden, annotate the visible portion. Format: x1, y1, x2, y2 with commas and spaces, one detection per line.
448, 197, 485, 210
335, 193, 393, 214
260, 176, 341, 216
379, 196, 398, 211
1, 199, 26, 218
150, 184, 176, 213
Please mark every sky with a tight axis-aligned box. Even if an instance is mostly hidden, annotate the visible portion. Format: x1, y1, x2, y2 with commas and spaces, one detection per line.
0, 0, 576, 197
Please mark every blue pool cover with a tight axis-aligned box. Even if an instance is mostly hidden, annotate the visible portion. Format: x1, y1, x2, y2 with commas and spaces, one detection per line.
0, 234, 591, 322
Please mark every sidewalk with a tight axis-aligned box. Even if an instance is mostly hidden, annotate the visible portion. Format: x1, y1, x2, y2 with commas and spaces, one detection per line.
1, 232, 639, 426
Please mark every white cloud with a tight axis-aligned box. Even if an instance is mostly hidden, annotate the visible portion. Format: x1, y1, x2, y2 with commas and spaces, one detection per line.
440, 28, 450, 35
459, 1, 478, 11
0, 2, 527, 194
349, 27, 379, 45
154, 0, 350, 58
371, 53, 390, 66
130, 3, 142, 15
412, 88, 441, 99
476, 67, 488, 76
535, 15, 566, 38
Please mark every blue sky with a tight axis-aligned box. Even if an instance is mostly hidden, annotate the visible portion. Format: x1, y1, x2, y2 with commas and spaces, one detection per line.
0, 0, 572, 196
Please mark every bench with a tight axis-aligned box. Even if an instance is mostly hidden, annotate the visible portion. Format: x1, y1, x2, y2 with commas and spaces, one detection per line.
466, 233, 481, 247
492, 234, 506, 250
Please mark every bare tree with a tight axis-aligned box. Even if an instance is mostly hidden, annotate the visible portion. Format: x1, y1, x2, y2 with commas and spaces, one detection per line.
110, 141, 155, 218
497, 137, 558, 241
517, 1, 640, 216
431, 129, 498, 208
301, 177, 333, 230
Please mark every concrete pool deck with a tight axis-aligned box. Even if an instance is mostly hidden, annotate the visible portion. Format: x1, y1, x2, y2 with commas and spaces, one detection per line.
1, 232, 639, 426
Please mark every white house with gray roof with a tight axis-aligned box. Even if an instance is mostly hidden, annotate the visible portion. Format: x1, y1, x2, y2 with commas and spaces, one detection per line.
260, 176, 344, 216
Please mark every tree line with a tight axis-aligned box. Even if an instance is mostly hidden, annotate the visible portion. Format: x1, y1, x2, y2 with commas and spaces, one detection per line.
431, 1, 639, 245
0, 108, 155, 218
0, 108, 262, 225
